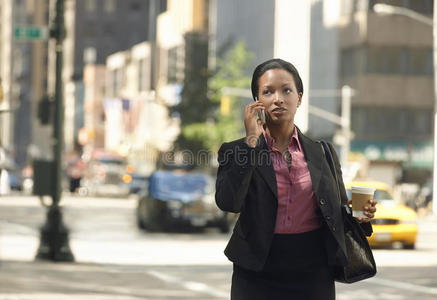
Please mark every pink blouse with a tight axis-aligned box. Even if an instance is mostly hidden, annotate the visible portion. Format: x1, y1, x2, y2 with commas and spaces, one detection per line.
263, 127, 321, 234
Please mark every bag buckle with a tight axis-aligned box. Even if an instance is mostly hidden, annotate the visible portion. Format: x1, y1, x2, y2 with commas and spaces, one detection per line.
343, 204, 352, 215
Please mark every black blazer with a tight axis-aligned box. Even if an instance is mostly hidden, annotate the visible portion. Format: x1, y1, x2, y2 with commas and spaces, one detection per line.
215, 128, 372, 271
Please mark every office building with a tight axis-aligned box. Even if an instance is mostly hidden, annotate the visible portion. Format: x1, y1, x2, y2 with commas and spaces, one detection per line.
63, 0, 166, 152
339, 0, 433, 186
0, 0, 51, 170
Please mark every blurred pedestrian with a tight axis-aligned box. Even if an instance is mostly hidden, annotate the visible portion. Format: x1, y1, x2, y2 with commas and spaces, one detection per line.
215, 58, 377, 300
66, 151, 85, 193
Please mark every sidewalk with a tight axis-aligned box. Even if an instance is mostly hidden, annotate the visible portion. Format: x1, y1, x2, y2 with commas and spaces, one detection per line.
0, 260, 225, 300
0, 194, 229, 265
417, 212, 437, 232
1, 194, 437, 299
0, 194, 231, 299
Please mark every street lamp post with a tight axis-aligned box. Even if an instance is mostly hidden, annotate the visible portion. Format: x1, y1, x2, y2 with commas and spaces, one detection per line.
433, 0, 437, 217
373, 3, 433, 26
373, 3, 437, 216
305, 86, 354, 168
35, 0, 74, 261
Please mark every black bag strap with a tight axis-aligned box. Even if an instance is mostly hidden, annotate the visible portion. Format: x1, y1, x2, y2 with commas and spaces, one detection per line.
320, 141, 352, 216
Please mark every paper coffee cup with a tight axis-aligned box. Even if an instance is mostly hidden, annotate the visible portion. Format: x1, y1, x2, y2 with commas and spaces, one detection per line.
351, 186, 375, 218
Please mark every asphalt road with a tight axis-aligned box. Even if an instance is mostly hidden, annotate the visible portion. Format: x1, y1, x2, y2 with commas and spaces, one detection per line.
1, 194, 437, 299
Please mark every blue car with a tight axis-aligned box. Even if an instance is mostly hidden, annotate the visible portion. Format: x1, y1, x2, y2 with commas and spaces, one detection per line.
136, 170, 232, 232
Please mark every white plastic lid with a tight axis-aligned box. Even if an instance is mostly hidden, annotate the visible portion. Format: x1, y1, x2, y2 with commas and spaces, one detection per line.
351, 186, 376, 195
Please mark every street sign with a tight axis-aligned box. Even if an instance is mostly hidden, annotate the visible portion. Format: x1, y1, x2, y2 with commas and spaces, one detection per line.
14, 25, 48, 40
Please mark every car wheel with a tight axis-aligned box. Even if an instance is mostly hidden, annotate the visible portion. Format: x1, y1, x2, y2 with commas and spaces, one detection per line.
137, 216, 146, 229
145, 220, 163, 232
218, 218, 230, 233
404, 243, 416, 250
137, 198, 148, 230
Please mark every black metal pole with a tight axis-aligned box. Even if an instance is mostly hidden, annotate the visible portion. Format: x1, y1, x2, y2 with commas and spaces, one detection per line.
35, 0, 74, 262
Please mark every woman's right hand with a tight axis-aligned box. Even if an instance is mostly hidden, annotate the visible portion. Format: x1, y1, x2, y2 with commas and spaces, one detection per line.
244, 101, 265, 147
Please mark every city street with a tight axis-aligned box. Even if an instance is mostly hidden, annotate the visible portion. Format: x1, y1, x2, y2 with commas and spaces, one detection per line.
1, 194, 437, 299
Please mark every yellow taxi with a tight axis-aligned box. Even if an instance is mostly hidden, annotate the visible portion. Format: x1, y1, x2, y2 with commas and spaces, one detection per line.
345, 181, 418, 249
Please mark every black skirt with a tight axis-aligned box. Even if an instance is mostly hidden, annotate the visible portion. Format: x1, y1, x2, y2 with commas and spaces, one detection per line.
231, 228, 335, 300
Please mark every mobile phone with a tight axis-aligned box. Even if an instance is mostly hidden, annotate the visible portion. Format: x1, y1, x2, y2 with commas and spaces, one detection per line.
257, 109, 266, 123
255, 97, 266, 123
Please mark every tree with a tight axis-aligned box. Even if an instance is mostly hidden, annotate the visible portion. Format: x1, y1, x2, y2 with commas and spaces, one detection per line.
172, 31, 210, 155
182, 41, 254, 153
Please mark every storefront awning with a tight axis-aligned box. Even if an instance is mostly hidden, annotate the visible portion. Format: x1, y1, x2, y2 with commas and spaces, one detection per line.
350, 140, 432, 169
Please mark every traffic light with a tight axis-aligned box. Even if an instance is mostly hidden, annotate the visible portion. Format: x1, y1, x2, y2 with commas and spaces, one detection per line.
38, 95, 53, 125
220, 95, 231, 116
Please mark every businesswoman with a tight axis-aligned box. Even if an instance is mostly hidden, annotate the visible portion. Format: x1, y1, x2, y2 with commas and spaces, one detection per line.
215, 58, 376, 300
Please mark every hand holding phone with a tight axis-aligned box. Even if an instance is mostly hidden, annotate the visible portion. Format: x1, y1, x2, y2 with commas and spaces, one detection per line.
244, 97, 265, 147
255, 97, 266, 123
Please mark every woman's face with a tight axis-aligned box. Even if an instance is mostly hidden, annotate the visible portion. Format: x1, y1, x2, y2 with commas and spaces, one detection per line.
257, 68, 302, 126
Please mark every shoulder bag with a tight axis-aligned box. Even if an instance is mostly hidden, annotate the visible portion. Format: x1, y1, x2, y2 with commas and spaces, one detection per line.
320, 141, 377, 283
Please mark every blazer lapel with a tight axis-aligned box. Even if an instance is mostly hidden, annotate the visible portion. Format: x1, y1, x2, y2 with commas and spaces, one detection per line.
298, 128, 324, 194
249, 129, 323, 200
254, 134, 278, 199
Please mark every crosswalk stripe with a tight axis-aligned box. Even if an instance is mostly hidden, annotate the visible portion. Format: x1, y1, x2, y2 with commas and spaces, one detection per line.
368, 277, 437, 295
148, 270, 228, 298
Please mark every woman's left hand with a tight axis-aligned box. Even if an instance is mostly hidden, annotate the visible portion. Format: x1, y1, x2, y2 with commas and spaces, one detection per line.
348, 199, 377, 223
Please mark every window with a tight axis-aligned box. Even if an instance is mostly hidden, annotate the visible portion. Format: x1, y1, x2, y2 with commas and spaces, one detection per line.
111, 68, 123, 96
158, 0, 167, 13
103, 0, 116, 13
407, 48, 433, 76
366, 47, 404, 74
85, 0, 97, 12
342, 46, 433, 76
411, 110, 432, 135
103, 24, 115, 37
138, 59, 146, 92
341, 48, 356, 77
352, 107, 433, 140
369, 0, 433, 15
167, 47, 178, 83
130, 1, 142, 11
84, 22, 97, 38
409, 0, 433, 15
341, 48, 365, 77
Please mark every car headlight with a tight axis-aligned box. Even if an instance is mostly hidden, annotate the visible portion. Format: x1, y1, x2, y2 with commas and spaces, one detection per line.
401, 219, 417, 225
167, 200, 183, 210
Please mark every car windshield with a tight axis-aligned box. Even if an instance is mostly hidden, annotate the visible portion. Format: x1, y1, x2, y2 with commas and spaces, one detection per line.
346, 189, 394, 203
99, 159, 124, 165
153, 173, 210, 194
374, 190, 393, 201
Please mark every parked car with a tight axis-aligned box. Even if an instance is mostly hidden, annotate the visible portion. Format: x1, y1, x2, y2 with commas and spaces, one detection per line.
8, 172, 22, 191
79, 150, 130, 197
129, 173, 149, 194
137, 170, 232, 232
345, 181, 418, 249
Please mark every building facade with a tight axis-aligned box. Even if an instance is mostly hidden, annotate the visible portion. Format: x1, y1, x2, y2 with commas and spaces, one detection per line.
213, 0, 338, 135
102, 42, 179, 175
0, 0, 52, 171
63, 0, 166, 152
155, 0, 211, 158
213, 0, 433, 187
338, 0, 434, 186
